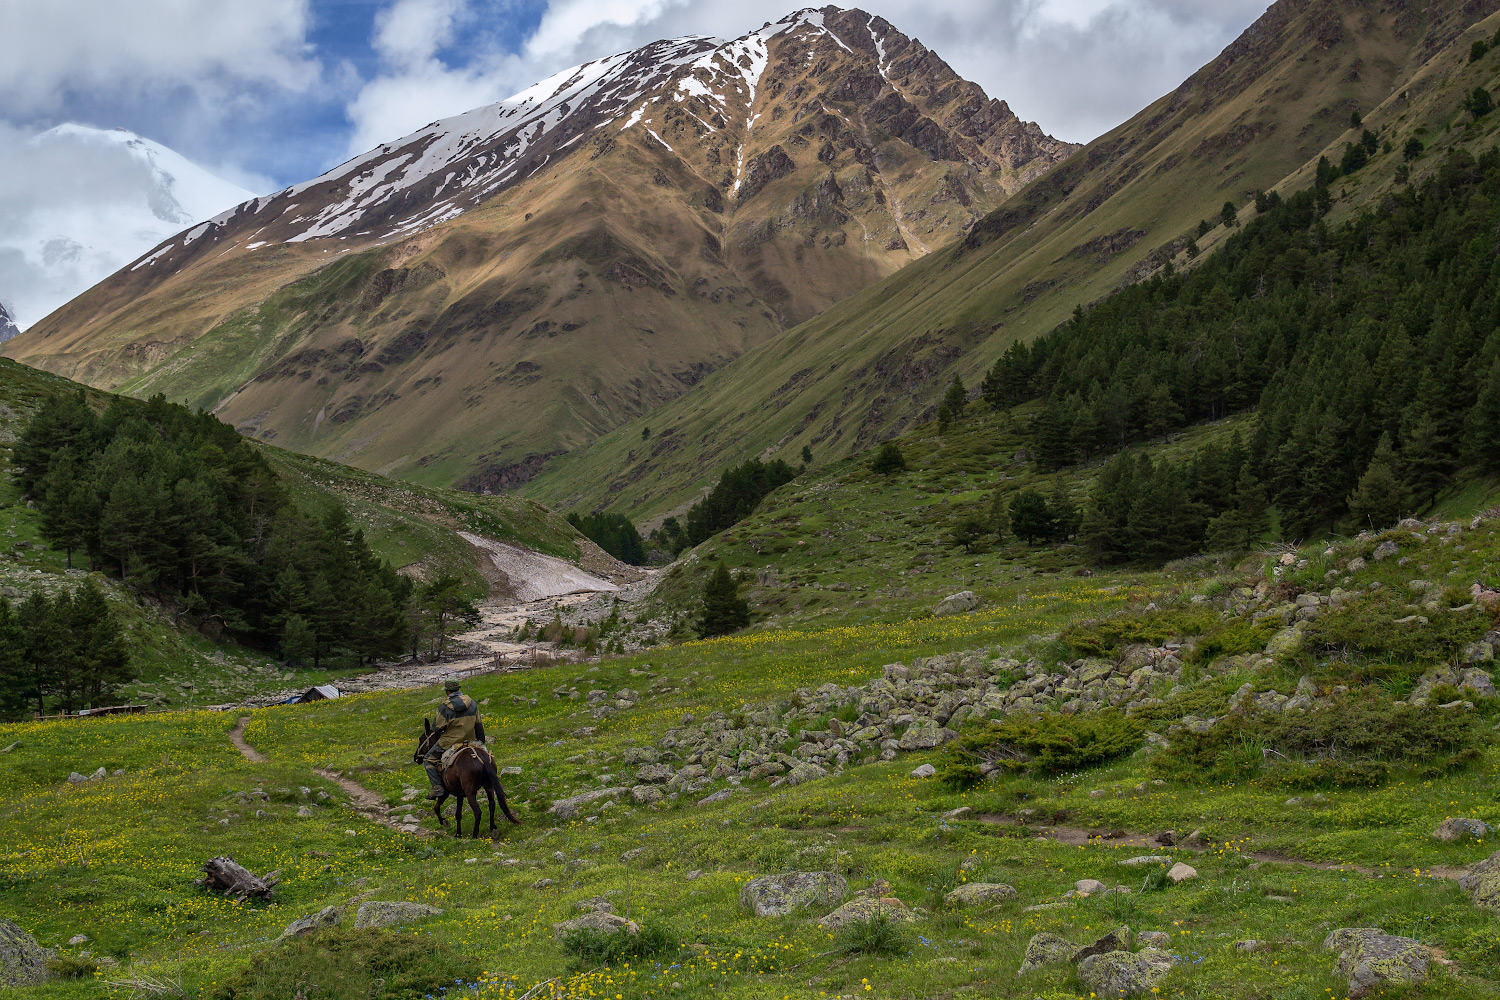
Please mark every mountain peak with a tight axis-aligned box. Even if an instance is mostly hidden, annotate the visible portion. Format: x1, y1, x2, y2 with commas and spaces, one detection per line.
0, 302, 19, 344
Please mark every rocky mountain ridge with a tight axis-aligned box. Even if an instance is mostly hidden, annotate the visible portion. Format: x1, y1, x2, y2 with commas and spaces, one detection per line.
6, 7, 1074, 492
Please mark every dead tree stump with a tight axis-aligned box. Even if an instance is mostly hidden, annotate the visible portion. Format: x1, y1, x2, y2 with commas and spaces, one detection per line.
195, 856, 280, 901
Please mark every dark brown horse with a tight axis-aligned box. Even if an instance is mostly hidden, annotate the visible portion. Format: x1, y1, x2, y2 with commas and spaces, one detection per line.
414, 721, 521, 838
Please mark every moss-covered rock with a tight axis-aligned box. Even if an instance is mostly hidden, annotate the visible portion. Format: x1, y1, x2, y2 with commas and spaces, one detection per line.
1017, 932, 1075, 974
1323, 927, 1428, 995
1076, 948, 1173, 996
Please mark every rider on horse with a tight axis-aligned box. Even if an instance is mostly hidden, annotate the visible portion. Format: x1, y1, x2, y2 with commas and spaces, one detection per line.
422, 679, 486, 799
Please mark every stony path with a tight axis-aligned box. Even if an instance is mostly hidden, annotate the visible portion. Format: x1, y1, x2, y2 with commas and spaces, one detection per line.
226, 714, 430, 838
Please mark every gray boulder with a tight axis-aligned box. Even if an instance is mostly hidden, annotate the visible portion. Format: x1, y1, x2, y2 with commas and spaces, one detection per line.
631, 784, 664, 805
944, 883, 1017, 907
281, 906, 340, 938
0, 919, 52, 987
740, 872, 848, 917
353, 901, 442, 929
1372, 540, 1399, 561
636, 763, 675, 784
783, 762, 828, 786
816, 896, 916, 929
934, 591, 980, 617
1017, 932, 1075, 974
549, 787, 628, 820
1459, 849, 1500, 911
1323, 927, 1428, 994
1432, 817, 1491, 843
897, 727, 955, 751
1076, 949, 1173, 996
553, 912, 638, 940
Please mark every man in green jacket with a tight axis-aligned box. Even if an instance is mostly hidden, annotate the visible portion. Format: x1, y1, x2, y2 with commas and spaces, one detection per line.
422, 679, 487, 799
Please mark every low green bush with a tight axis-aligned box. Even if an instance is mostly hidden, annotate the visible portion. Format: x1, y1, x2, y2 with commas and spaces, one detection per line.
209, 928, 476, 1000
560, 922, 677, 968
45, 955, 99, 980
940, 710, 1143, 781
1151, 694, 1485, 788
1304, 594, 1490, 664
1188, 618, 1279, 664
836, 914, 911, 956
1061, 608, 1219, 657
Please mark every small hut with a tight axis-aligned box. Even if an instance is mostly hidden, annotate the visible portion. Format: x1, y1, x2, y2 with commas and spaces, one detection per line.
296, 685, 341, 704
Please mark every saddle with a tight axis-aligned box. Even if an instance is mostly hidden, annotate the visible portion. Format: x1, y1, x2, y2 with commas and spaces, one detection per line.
439, 741, 487, 771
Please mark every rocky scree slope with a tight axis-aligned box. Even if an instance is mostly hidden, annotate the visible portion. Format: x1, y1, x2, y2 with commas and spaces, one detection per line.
5, 7, 1073, 492
524, 0, 1500, 520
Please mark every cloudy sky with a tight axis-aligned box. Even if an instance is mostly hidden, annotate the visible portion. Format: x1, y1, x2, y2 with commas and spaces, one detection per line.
0, 0, 1271, 327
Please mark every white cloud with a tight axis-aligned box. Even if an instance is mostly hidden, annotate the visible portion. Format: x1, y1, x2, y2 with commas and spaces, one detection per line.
0, 0, 321, 114
0, 123, 255, 329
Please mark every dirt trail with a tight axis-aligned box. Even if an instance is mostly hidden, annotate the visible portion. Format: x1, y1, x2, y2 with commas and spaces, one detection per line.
228, 716, 266, 762
979, 816, 1465, 881
227, 715, 430, 838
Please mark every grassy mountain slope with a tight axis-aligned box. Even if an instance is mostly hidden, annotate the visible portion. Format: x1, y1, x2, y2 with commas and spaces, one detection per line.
523, 0, 1500, 521
4, 10, 1073, 492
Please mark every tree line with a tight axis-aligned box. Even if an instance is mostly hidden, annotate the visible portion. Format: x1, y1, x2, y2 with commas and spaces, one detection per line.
566, 511, 645, 565
0, 583, 130, 719
978, 140, 1500, 545
14, 392, 470, 667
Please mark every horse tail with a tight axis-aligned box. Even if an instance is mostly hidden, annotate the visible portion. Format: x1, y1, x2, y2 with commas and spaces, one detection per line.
486, 759, 521, 825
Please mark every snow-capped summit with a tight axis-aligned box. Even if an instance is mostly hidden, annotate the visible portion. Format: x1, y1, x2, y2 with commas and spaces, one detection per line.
0, 124, 257, 330
0, 302, 20, 345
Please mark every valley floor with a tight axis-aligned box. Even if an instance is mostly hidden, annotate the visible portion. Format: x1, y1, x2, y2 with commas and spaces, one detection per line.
2, 514, 1499, 1000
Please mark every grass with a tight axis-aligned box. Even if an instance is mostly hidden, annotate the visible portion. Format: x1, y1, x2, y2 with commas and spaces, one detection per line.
3, 508, 1499, 997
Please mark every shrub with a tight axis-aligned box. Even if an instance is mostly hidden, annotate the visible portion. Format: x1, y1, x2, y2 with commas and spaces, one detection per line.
46, 955, 99, 980
1304, 594, 1489, 664
1151, 695, 1485, 788
943, 710, 1143, 776
1062, 607, 1219, 657
836, 914, 911, 956
561, 922, 677, 968
209, 928, 475, 1000
1188, 618, 1280, 665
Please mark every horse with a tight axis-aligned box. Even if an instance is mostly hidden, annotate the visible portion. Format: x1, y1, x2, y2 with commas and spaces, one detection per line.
414, 720, 521, 838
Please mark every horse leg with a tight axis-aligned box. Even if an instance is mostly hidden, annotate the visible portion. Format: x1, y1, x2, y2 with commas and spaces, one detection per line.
484, 782, 497, 836
432, 792, 448, 828
467, 787, 483, 838
452, 792, 464, 836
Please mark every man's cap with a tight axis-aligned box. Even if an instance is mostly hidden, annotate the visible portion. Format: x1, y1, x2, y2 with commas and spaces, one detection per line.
444, 680, 460, 693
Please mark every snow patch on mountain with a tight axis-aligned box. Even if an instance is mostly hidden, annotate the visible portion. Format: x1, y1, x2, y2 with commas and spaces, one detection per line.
0, 302, 20, 345
0, 125, 255, 329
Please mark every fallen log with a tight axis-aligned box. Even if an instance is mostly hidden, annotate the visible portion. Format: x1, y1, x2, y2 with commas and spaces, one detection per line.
195, 856, 280, 901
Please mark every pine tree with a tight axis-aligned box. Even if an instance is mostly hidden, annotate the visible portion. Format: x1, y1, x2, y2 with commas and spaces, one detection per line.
1221, 201, 1239, 228
1031, 396, 1075, 471
0, 600, 28, 721
951, 516, 989, 553
282, 614, 317, 666
1046, 484, 1081, 541
937, 375, 967, 432
698, 563, 750, 637
421, 576, 480, 661
1009, 489, 1054, 544
989, 488, 1010, 541
801, 445, 813, 466
1347, 436, 1404, 530
67, 582, 131, 708
870, 442, 906, 475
